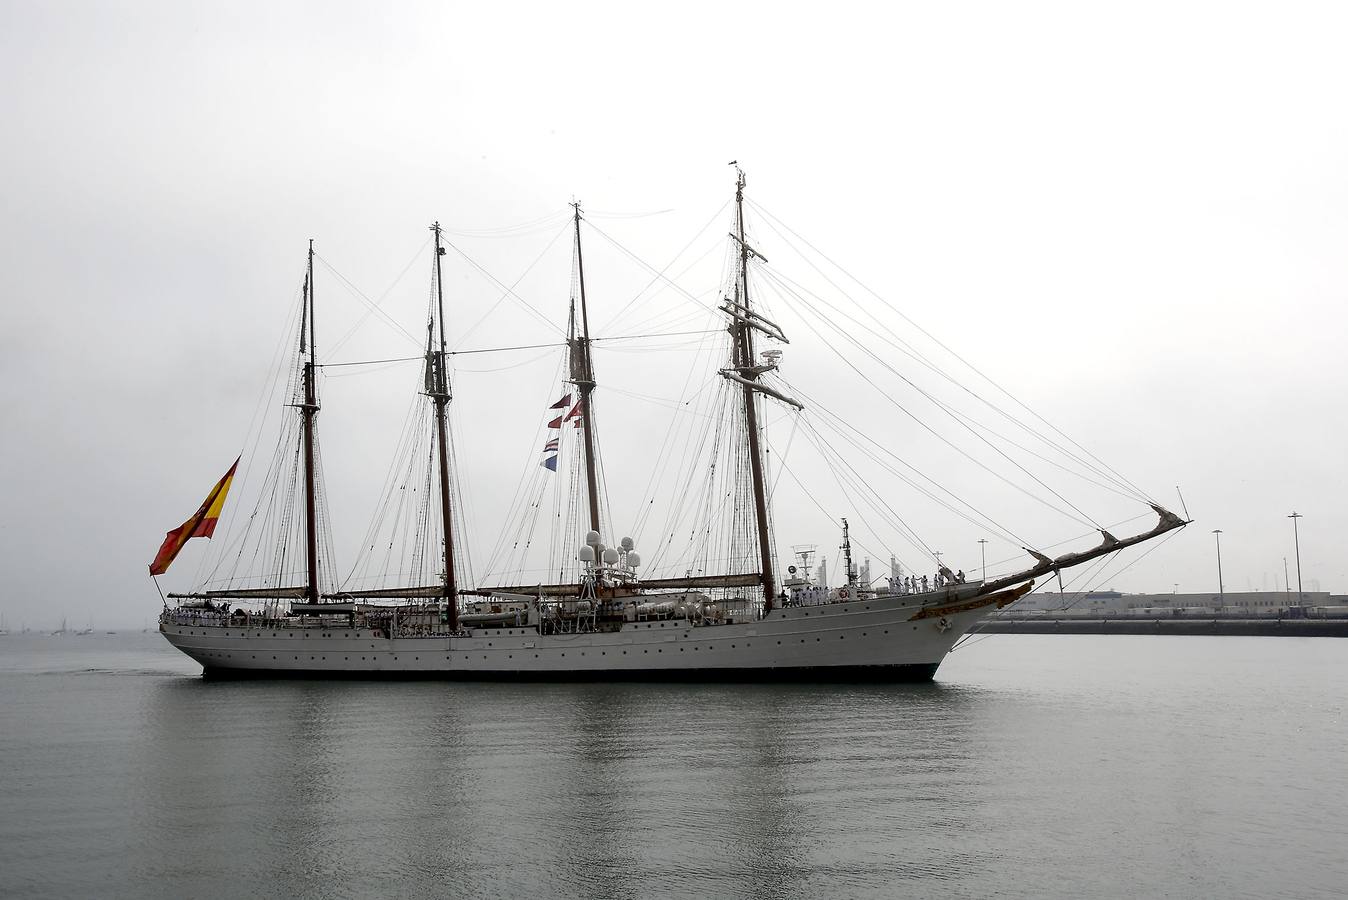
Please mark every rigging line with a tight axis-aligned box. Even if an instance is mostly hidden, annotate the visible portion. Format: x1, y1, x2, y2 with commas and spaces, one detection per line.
758, 264, 1148, 505
603, 305, 720, 343
454, 347, 560, 374
795, 422, 911, 569
440, 237, 568, 338
195, 286, 306, 586
955, 527, 1186, 653
766, 414, 801, 499
793, 420, 933, 564
950, 551, 1122, 653
313, 252, 423, 349
593, 329, 723, 342
604, 382, 721, 416
321, 355, 423, 368
451, 220, 572, 348
749, 198, 1158, 506
438, 208, 571, 237
775, 355, 1082, 540
975, 511, 1156, 575
584, 208, 676, 219
773, 306, 1143, 504
593, 200, 731, 332
762, 272, 1101, 531
757, 265, 1108, 523
326, 238, 432, 358
629, 333, 725, 543
584, 221, 718, 314
789, 391, 1027, 548
482, 355, 569, 576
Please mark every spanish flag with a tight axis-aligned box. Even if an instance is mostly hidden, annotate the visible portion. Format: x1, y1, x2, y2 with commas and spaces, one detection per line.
149, 456, 240, 576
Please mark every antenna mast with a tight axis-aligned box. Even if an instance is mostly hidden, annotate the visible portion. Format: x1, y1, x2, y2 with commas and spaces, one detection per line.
842, 518, 856, 587
430, 223, 459, 629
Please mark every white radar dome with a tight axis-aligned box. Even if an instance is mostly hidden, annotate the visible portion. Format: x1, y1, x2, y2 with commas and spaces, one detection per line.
626, 551, 641, 568
620, 536, 635, 551
602, 548, 620, 565
585, 530, 601, 547
578, 545, 596, 562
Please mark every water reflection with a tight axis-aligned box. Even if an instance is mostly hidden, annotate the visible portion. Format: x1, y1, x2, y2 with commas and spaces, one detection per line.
52, 634, 1347, 899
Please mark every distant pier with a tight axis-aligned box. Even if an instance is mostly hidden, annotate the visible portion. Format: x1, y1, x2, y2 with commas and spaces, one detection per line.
977, 617, 1348, 637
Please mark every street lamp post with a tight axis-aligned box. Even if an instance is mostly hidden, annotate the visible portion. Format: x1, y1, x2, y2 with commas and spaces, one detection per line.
977, 539, 988, 582
1289, 512, 1304, 601
1212, 529, 1224, 600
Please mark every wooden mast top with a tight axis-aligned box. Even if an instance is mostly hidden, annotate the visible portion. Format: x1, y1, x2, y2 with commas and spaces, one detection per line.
571, 202, 602, 536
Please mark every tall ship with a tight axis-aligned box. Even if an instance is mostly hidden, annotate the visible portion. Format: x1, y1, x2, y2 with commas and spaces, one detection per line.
153, 171, 1187, 680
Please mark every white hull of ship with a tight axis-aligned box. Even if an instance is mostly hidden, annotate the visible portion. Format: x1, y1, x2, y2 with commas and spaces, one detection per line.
160, 590, 1005, 681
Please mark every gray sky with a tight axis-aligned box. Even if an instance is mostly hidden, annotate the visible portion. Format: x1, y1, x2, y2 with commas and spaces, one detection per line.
2, 1, 1344, 628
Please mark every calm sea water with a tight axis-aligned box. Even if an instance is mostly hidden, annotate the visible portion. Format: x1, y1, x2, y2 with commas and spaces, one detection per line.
0, 632, 1343, 899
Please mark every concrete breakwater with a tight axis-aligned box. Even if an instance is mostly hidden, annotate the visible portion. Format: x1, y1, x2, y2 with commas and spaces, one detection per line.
977, 617, 1348, 637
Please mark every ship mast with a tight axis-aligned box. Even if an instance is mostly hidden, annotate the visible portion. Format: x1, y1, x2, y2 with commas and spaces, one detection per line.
430, 223, 459, 630
842, 518, 856, 587
732, 171, 777, 612
571, 203, 602, 536
301, 241, 320, 606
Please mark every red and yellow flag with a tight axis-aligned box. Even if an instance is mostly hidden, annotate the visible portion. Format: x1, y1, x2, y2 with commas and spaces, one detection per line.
149, 456, 240, 576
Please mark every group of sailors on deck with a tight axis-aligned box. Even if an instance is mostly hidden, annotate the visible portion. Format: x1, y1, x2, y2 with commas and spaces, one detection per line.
892, 567, 966, 595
